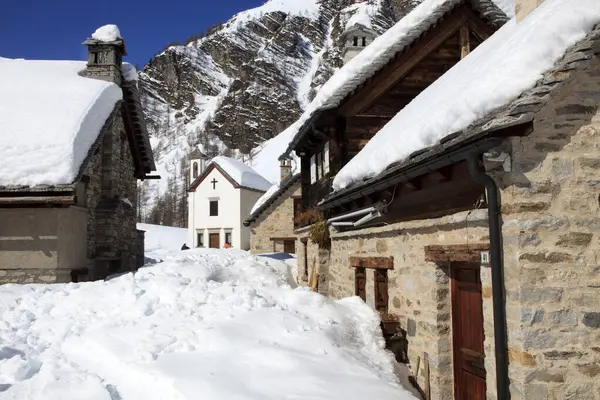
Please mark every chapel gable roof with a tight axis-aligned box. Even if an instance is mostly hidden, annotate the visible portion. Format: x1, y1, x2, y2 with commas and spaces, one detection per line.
188, 156, 272, 193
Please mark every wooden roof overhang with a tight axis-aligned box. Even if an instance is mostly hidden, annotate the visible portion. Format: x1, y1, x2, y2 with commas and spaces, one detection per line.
285, 0, 507, 159
319, 22, 600, 223
122, 81, 158, 180
319, 120, 534, 224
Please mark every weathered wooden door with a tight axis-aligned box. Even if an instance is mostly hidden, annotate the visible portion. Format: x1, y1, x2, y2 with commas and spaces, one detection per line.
374, 269, 389, 311
355, 267, 366, 301
283, 240, 296, 254
451, 262, 486, 400
209, 233, 220, 249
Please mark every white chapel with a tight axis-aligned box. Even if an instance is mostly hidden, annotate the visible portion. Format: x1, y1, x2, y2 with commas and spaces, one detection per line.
187, 153, 272, 250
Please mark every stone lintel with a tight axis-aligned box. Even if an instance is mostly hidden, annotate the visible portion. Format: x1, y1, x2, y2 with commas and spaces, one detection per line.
424, 243, 490, 263
349, 256, 394, 270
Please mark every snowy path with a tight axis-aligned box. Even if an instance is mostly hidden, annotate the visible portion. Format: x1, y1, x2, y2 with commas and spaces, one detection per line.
0, 240, 417, 399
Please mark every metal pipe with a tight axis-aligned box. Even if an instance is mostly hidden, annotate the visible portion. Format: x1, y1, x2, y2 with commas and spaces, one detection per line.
326, 204, 379, 223
467, 155, 510, 400
330, 221, 355, 227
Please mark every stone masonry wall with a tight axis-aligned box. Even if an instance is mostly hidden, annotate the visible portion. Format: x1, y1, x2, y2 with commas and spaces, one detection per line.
328, 210, 490, 400
492, 56, 600, 400
86, 108, 141, 278
249, 185, 301, 254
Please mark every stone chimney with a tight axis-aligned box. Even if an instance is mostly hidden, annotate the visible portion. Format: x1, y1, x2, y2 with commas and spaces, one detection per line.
280, 158, 292, 182
83, 25, 127, 86
515, 0, 545, 23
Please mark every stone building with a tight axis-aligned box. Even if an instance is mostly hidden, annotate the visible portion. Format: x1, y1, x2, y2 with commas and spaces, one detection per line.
341, 23, 377, 65
0, 25, 156, 284
244, 172, 302, 255
276, 0, 600, 398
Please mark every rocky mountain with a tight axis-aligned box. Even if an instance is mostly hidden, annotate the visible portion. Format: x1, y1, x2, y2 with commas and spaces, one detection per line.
138, 0, 401, 226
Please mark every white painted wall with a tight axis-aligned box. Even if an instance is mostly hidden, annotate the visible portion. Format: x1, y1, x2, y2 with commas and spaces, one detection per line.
188, 167, 265, 250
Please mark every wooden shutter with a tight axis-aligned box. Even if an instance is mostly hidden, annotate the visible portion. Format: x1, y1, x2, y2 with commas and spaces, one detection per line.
283, 240, 296, 254
323, 142, 330, 175
310, 154, 316, 184
374, 269, 389, 311
355, 267, 366, 301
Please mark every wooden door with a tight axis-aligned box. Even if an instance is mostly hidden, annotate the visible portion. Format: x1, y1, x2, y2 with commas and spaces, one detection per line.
209, 233, 220, 249
283, 240, 296, 254
355, 267, 366, 301
451, 262, 486, 400
374, 269, 389, 311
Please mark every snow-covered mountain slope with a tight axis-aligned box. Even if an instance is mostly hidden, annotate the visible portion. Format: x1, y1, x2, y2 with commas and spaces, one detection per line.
0, 225, 419, 400
138, 0, 397, 225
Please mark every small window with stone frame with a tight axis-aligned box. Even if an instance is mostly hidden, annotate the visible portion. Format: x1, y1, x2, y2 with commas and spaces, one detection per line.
353, 36, 358, 46
197, 231, 204, 247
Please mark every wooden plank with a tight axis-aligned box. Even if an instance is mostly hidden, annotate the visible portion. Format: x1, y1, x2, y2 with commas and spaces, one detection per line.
424, 243, 490, 262
339, 6, 471, 117
350, 256, 394, 270
0, 195, 76, 205
460, 24, 470, 59
424, 352, 431, 400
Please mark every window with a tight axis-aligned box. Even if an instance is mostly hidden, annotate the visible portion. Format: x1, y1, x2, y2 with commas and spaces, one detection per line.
193, 162, 199, 179
362, 36, 367, 47
316, 152, 322, 180
225, 231, 232, 245
310, 154, 316, 184
374, 269, 389, 311
355, 267, 366, 301
323, 141, 330, 175
353, 36, 358, 46
209, 200, 219, 216
197, 231, 204, 247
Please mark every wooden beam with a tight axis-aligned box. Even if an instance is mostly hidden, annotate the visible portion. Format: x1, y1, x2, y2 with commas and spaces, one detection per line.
350, 256, 394, 270
424, 243, 490, 263
339, 6, 471, 117
0, 195, 76, 205
460, 25, 470, 59
465, 10, 495, 41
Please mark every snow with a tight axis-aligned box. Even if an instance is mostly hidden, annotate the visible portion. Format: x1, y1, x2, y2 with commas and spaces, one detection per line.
249, 123, 301, 184
138, 223, 188, 261
281, 0, 511, 161
250, 184, 280, 215
0, 225, 419, 400
344, 2, 376, 31
122, 63, 138, 81
227, 0, 320, 29
0, 58, 122, 187
91, 24, 122, 42
211, 156, 272, 192
333, 0, 600, 190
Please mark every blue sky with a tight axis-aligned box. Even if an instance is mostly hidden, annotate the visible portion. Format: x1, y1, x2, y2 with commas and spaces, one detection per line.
1, 0, 265, 68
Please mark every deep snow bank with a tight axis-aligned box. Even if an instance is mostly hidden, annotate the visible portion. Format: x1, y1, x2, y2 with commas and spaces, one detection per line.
0, 247, 417, 399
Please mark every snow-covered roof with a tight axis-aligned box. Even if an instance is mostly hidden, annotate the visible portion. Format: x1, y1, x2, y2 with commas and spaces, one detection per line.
249, 125, 300, 184
91, 24, 122, 42
250, 185, 280, 215
203, 156, 272, 192
0, 58, 123, 188
122, 62, 138, 82
245, 174, 301, 226
279, 0, 510, 159
344, 2, 376, 32
331, 0, 600, 191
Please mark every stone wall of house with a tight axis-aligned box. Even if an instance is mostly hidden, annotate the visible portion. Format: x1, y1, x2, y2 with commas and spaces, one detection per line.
249, 185, 301, 254
84, 107, 141, 279
491, 56, 600, 400
328, 211, 490, 400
